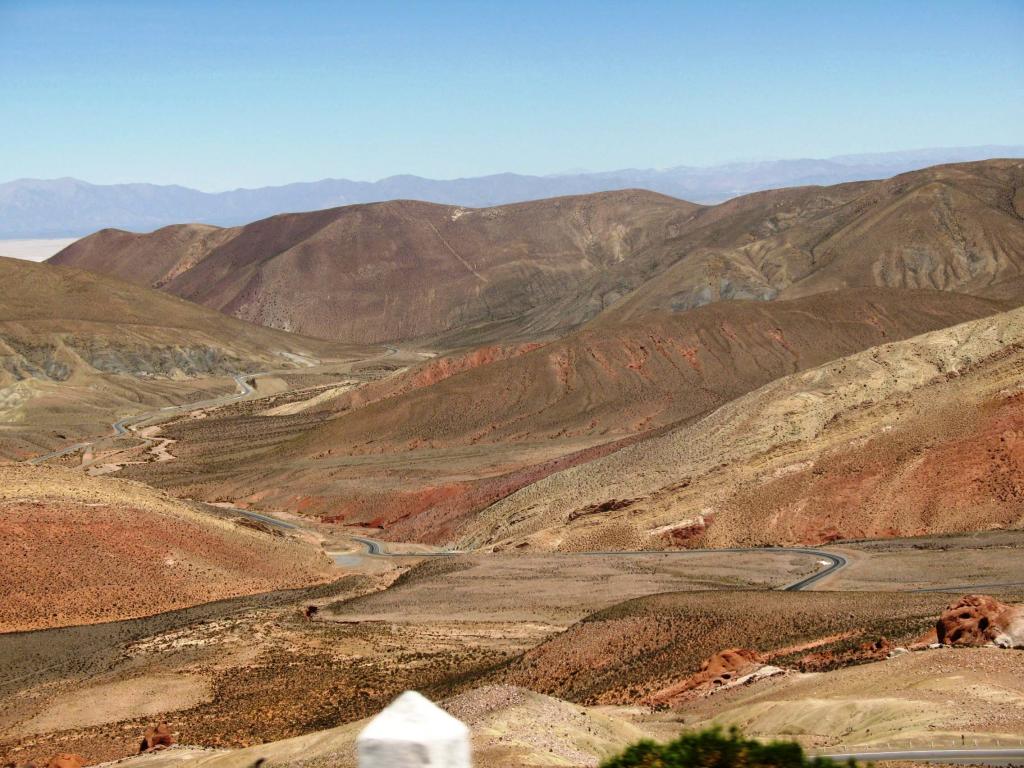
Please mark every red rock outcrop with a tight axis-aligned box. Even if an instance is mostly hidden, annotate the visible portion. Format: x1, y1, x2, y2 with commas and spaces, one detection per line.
47, 755, 85, 768
937, 594, 1024, 648
647, 648, 770, 706
139, 723, 175, 752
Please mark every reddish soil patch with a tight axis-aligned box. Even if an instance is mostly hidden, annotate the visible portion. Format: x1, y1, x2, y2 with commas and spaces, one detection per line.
319, 433, 648, 543
0, 498, 333, 632
647, 648, 764, 705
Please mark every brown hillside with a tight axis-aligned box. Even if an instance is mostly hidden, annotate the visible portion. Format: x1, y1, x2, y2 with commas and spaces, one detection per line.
53, 191, 698, 345
0, 256, 355, 353
0, 465, 334, 632
119, 288, 1002, 543
606, 159, 1024, 319
464, 302, 1024, 550
494, 590, 953, 705
47, 223, 234, 288
51, 160, 1024, 345
0, 257, 370, 458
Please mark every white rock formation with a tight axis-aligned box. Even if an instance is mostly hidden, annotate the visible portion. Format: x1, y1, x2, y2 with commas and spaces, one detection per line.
357, 690, 472, 768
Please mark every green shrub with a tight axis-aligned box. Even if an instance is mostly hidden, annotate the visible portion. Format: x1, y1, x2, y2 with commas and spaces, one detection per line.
601, 726, 855, 768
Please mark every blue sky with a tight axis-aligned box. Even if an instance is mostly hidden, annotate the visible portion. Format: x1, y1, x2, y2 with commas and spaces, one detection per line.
1, 0, 1022, 190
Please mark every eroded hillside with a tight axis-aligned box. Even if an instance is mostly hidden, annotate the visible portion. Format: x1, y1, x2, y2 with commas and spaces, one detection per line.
117, 288, 1001, 543
465, 302, 1024, 550
0, 257, 371, 459
0, 465, 334, 632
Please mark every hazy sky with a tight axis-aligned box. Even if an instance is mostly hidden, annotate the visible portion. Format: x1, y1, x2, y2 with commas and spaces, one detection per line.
2, 0, 1022, 191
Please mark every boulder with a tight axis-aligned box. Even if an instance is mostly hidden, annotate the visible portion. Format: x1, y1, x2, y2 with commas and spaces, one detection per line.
47, 756, 85, 768
695, 648, 764, 684
936, 594, 1024, 648
139, 723, 175, 752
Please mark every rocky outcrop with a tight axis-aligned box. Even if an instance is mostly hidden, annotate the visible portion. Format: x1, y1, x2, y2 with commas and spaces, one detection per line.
647, 648, 782, 706
937, 595, 1024, 648
139, 723, 175, 752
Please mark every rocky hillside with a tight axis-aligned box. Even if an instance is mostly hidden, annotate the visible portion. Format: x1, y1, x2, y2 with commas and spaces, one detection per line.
114, 287, 1003, 544
463, 301, 1024, 550
0, 465, 334, 632
51, 160, 1024, 346
52, 190, 698, 345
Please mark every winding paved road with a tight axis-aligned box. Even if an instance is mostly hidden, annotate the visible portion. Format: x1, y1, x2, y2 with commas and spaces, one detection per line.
26, 347, 847, 593
337, 535, 847, 591
38, 350, 1014, 600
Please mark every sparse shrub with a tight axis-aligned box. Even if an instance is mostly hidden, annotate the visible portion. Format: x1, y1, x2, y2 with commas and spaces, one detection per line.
600, 726, 853, 768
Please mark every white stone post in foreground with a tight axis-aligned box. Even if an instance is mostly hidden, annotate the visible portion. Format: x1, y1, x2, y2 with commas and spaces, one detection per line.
357, 690, 471, 768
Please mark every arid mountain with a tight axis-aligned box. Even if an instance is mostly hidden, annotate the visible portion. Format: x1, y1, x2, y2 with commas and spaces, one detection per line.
0, 257, 369, 459
0, 464, 334, 632
52, 160, 1024, 346
0, 256, 350, 362
53, 191, 697, 345
44, 224, 236, 288
463, 302, 1024, 551
118, 288, 1002, 543
602, 158, 1024, 318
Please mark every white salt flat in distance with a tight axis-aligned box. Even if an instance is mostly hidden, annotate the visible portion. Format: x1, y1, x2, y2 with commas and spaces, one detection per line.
357, 690, 471, 767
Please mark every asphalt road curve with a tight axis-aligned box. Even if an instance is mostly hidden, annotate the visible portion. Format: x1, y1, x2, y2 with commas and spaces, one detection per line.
818, 748, 1024, 765
346, 535, 847, 591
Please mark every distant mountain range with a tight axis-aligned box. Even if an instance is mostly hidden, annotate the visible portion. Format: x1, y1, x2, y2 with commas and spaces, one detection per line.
3, 145, 1023, 238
